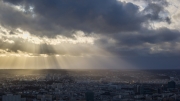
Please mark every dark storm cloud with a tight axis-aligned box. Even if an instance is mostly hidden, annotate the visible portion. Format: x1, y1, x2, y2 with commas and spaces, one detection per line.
114, 28, 180, 46
1, 0, 170, 37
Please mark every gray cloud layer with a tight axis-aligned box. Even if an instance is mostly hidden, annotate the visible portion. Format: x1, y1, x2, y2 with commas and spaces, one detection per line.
1, 0, 171, 36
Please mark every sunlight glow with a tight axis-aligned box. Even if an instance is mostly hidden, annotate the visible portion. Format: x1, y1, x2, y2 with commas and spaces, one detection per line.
22, 33, 30, 39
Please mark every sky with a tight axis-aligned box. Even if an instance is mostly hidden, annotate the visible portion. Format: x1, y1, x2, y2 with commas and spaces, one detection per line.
0, 0, 179, 69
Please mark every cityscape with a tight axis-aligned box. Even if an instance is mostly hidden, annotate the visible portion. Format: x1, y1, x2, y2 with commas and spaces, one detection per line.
0, 0, 180, 101
0, 69, 179, 101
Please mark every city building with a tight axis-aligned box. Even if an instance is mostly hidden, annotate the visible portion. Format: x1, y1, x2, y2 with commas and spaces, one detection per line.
85, 91, 94, 101
2, 94, 22, 101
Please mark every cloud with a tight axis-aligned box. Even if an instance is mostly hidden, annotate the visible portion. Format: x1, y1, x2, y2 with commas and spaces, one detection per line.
94, 27, 180, 69
0, 0, 180, 69
116, 28, 180, 46
99, 28, 180, 56
0, 26, 99, 56
143, 2, 171, 23
1, 0, 171, 37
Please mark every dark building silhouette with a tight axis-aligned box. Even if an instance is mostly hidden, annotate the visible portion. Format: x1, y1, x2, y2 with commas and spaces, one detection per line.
157, 88, 162, 94
85, 91, 94, 101
134, 85, 144, 94
168, 81, 176, 88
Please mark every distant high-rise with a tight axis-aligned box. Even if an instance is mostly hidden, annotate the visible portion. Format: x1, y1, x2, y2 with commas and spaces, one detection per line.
85, 91, 94, 101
